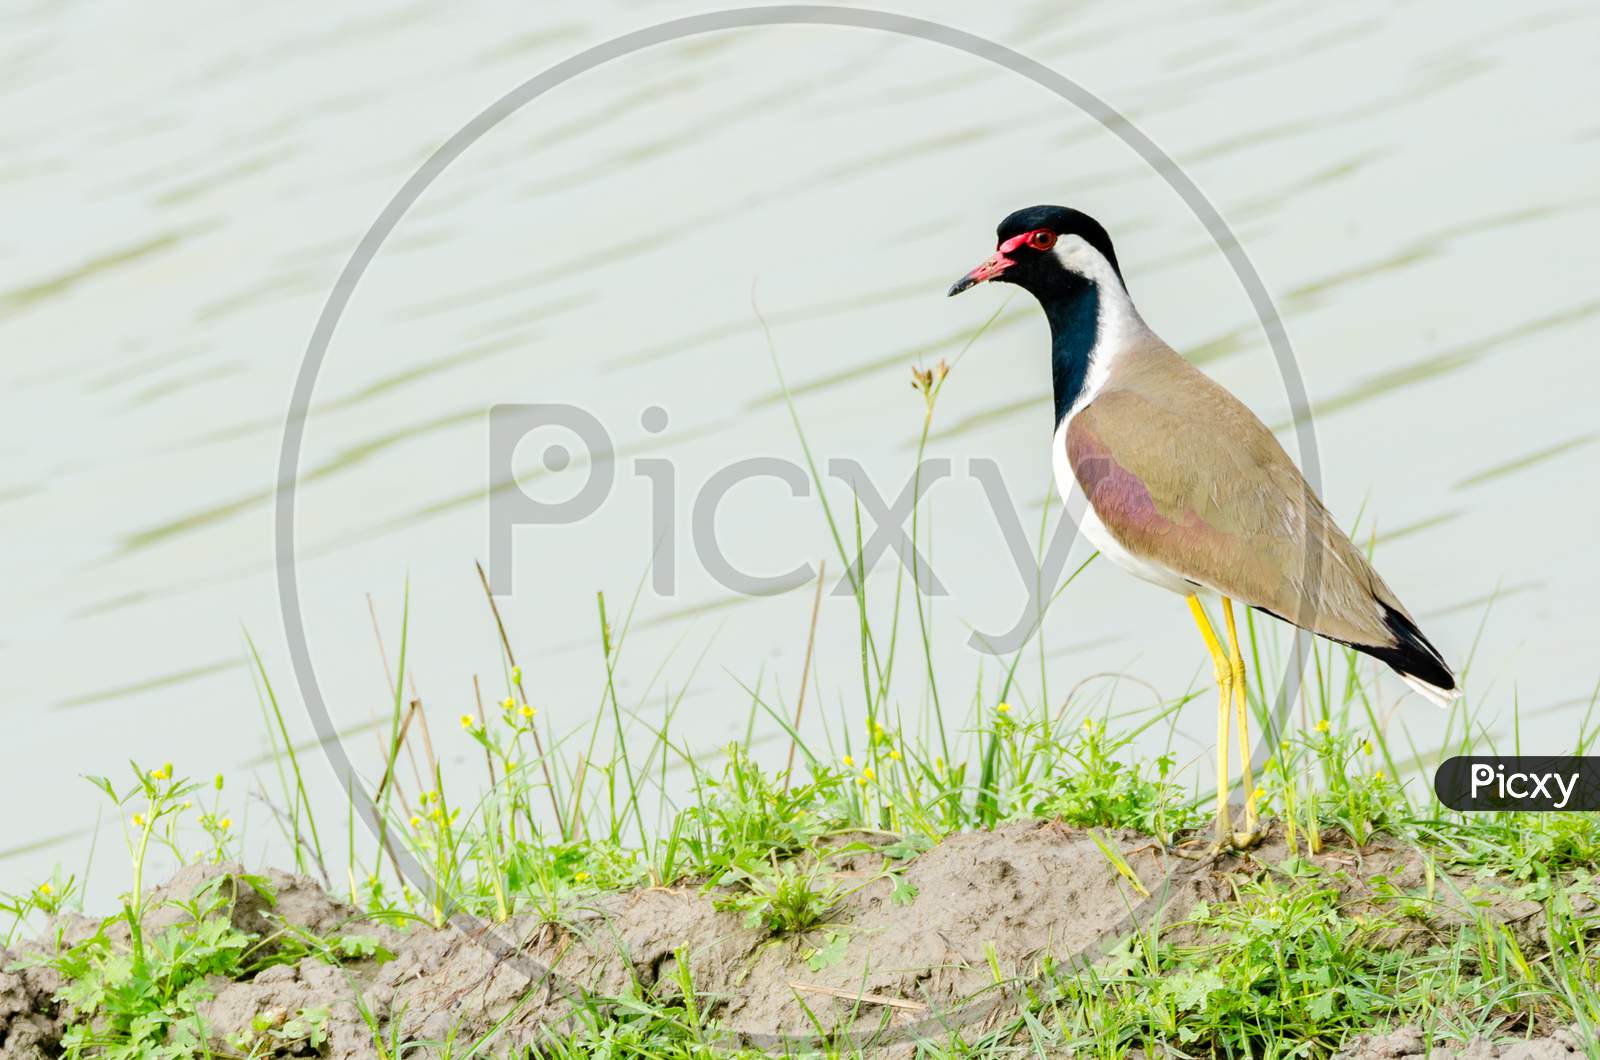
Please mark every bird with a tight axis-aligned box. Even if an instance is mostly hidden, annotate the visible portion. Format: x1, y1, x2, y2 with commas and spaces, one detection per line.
948, 204, 1459, 852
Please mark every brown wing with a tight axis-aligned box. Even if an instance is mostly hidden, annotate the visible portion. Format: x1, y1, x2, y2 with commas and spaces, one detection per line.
1065, 344, 1408, 648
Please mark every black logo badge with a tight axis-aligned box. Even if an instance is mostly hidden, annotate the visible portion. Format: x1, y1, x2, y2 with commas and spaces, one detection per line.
1435, 756, 1600, 812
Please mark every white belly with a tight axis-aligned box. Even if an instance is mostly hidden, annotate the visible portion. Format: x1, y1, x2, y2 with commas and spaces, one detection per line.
1051, 418, 1203, 598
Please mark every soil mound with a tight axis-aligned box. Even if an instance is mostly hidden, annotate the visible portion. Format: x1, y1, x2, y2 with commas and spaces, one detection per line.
0, 824, 1580, 1057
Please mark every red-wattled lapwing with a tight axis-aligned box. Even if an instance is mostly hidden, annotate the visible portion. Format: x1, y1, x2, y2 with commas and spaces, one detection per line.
949, 205, 1459, 852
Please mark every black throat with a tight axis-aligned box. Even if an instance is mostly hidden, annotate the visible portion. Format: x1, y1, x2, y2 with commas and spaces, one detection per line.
1034, 270, 1102, 426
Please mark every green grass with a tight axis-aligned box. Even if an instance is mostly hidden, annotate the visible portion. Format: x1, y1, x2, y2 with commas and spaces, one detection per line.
5, 336, 1599, 1057
7, 595, 1598, 1057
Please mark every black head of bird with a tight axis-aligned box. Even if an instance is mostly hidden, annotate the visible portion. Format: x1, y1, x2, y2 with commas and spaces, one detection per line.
947, 204, 1124, 299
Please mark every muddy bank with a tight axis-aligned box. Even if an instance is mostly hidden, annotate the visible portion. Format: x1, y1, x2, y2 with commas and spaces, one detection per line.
0, 822, 1585, 1057
1334, 1025, 1587, 1059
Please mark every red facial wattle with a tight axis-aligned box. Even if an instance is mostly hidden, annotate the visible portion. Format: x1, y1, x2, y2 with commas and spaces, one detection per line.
947, 228, 1059, 296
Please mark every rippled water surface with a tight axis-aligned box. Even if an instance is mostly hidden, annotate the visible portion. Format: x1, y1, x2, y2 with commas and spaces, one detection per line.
4, 0, 1598, 897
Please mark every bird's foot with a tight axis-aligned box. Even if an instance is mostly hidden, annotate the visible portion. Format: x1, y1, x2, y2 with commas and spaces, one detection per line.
1171, 830, 1234, 861
1230, 808, 1264, 851
1157, 836, 1212, 861
1191, 826, 1263, 859
1230, 828, 1264, 851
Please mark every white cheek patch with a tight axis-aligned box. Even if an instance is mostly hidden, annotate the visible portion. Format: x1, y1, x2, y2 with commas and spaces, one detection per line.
1052, 235, 1148, 419
1052, 234, 1100, 275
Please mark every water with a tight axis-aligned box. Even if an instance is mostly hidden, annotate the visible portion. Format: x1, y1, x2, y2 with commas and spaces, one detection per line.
4, 0, 1598, 901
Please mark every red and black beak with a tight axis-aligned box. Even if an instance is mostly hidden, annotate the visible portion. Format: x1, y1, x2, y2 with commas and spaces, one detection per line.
947, 230, 1037, 296
947, 249, 1015, 296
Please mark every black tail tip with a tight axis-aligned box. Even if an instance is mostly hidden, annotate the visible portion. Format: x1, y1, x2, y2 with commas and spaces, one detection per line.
1359, 605, 1457, 704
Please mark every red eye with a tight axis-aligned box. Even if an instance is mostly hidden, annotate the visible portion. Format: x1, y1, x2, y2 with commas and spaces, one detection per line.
1028, 229, 1057, 251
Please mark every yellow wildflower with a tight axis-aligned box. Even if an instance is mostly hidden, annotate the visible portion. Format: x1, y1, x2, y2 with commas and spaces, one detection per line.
520, 704, 535, 720
131, 813, 146, 828
219, 817, 232, 830
410, 815, 422, 828
856, 776, 868, 787
861, 767, 875, 782
460, 713, 477, 730
1374, 769, 1387, 782
1313, 718, 1330, 734
574, 871, 590, 883
1250, 786, 1265, 803
37, 882, 52, 896
150, 765, 168, 781
996, 702, 1011, 715
888, 749, 901, 762
842, 755, 854, 768
501, 697, 515, 711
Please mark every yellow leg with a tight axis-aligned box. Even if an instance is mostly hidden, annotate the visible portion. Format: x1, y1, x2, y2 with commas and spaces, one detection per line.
1187, 594, 1233, 851
1222, 598, 1261, 846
